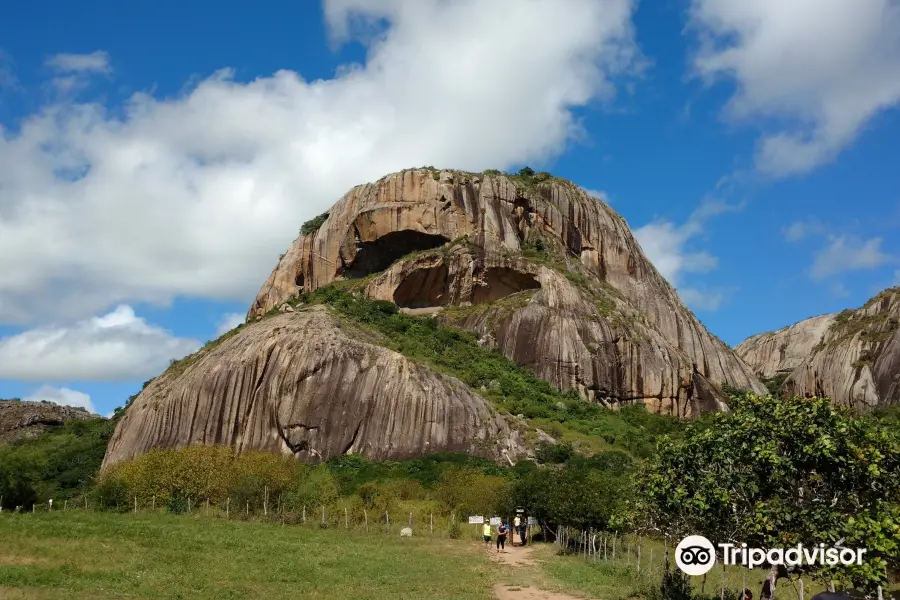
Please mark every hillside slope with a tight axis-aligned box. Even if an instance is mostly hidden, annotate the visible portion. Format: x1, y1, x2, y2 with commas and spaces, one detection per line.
249, 168, 765, 411
105, 167, 765, 468
736, 287, 900, 409
0, 399, 97, 445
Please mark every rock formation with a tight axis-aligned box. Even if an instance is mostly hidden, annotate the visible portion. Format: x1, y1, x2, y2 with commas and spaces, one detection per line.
248, 168, 765, 413
0, 399, 98, 445
105, 167, 767, 468
736, 287, 900, 410
102, 307, 521, 469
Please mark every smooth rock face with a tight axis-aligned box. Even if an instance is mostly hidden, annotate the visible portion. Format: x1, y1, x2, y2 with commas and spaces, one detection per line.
734, 314, 837, 378
248, 168, 765, 414
102, 307, 520, 469
0, 399, 97, 445
736, 287, 900, 410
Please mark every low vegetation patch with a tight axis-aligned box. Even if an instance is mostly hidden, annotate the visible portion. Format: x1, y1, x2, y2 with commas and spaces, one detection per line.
300, 211, 330, 237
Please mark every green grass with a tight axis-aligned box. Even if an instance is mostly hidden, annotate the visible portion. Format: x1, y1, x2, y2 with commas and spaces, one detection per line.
533, 536, 890, 600
0, 511, 495, 600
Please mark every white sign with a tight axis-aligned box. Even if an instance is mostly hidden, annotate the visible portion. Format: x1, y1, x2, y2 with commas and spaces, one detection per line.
528, 517, 537, 526
468, 516, 484, 524
490, 517, 501, 525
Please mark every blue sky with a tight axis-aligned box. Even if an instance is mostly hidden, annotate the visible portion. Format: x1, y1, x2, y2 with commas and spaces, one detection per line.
1, 0, 899, 417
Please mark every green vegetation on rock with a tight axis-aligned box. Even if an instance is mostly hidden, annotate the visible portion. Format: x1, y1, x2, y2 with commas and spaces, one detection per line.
300, 211, 330, 237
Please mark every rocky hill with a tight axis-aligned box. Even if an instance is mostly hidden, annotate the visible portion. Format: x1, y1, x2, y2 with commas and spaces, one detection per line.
735, 287, 900, 410
103, 167, 766, 469
0, 399, 98, 445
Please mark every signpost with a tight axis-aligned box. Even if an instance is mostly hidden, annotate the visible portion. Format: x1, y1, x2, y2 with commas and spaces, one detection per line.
489, 517, 501, 526
467, 516, 484, 524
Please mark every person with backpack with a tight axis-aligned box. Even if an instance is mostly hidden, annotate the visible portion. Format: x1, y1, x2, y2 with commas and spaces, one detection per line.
482, 519, 492, 547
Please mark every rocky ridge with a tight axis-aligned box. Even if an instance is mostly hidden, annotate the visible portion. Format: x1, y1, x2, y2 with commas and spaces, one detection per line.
0, 399, 98, 445
104, 167, 767, 469
736, 287, 900, 409
248, 168, 766, 413
102, 307, 522, 469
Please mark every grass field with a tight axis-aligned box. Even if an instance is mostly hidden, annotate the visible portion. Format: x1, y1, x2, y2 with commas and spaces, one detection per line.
0, 511, 497, 600
2, 512, 895, 600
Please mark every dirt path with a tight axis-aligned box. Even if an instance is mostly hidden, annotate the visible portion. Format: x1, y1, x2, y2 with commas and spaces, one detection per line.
486, 543, 591, 600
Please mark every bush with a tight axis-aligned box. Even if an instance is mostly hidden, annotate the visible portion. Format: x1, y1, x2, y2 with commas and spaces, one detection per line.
535, 442, 573, 464
300, 212, 329, 236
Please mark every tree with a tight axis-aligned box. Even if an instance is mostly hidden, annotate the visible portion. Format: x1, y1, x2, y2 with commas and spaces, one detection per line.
633, 392, 900, 594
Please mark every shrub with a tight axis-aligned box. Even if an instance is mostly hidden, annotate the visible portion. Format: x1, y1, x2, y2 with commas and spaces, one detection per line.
300, 212, 329, 237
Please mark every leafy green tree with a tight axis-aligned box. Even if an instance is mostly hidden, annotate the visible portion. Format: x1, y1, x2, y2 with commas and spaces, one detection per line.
633, 392, 900, 593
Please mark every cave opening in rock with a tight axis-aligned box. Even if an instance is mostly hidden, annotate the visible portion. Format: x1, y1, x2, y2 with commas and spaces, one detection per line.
393, 265, 450, 308
345, 230, 450, 279
295, 273, 305, 288
472, 267, 541, 304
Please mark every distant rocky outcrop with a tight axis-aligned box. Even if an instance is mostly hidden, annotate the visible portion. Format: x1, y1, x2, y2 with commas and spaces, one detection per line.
736, 287, 900, 410
0, 399, 98, 445
105, 167, 766, 468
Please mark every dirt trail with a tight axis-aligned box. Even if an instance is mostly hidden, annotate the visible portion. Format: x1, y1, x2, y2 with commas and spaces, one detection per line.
486, 543, 591, 600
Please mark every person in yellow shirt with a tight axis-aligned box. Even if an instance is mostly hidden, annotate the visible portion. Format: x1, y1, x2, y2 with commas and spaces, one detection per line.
482, 520, 492, 546
513, 515, 521, 546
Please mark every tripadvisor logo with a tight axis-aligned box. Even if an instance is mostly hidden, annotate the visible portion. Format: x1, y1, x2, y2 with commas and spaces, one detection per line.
675, 536, 868, 576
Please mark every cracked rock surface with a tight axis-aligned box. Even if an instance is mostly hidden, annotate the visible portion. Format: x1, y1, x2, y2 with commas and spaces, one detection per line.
102, 307, 518, 469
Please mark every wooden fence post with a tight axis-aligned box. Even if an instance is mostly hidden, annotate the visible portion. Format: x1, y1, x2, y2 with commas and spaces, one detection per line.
627, 540, 631, 566
264, 486, 268, 517
134, 496, 137, 513
345, 507, 349, 529
612, 532, 617, 560
408, 512, 412, 528
152, 495, 156, 511
364, 509, 368, 532
430, 513, 434, 537
799, 578, 805, 600
386, 511, 390, 534
302, 505, 306, 523
742, 571, 747, 600
64, 500, 67, 511
321, 505, 325, 525
637, 539, 642, 574
226, 498, 230, 519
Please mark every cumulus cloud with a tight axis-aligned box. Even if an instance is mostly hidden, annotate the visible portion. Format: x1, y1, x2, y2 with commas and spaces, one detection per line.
677, 287, 725, 311
45, 51, 112, 74
810, 235, 891, 280
0, 305, 200, 381
215, 312, 246, 336
783, 218, 827, 242
689, 0, 900, 176
634, 200, 740, 284
0, 0, 641, 326
23, 385, 97, 415
634, 199, 741, 311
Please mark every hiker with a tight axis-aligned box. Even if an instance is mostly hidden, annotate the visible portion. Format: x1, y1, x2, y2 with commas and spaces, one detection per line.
496, 521, 508, 552
741, 590, 752, 600
482, 519, 492, 546
513, 515, 521, 546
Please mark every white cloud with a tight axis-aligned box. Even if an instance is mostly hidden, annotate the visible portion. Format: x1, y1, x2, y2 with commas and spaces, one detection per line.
45, 51, 111, 74
689, 0, 900, 176
782, 218, 827, 242
215, 312, 245, 336
677, 287, 725, 311
0, 305, 201, 381
0, 0, 641, 326
634, 200, 739, 285
810, 235, 891, 280
582, 188, 611, 204
23, 385, 97, 415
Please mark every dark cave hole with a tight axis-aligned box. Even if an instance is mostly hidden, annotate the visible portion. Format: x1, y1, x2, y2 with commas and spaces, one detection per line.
344, 230, 450, 279
295, 273, 305, 288
472, 267, 541, 304
393, 265, 450, 308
